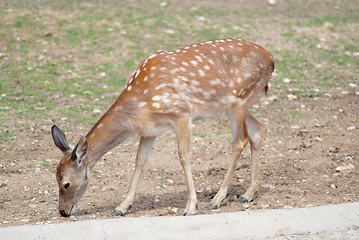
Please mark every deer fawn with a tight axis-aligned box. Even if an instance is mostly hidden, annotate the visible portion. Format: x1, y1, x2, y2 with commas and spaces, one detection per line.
51, 38, 274, 217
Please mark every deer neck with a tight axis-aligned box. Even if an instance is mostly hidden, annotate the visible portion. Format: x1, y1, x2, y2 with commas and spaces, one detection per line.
84, 97, 139, 170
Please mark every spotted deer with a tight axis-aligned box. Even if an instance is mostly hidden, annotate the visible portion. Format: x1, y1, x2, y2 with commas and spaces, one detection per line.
51, 38, 274, 217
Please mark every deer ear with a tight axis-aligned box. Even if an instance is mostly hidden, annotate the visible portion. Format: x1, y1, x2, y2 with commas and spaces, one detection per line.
71, 136, 88, 166
51, 125, 71, 153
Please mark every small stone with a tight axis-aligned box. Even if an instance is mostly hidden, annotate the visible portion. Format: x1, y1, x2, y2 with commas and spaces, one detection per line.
165, 29, 175, 34
93, 109, 101, 114
303, 142, 311, 148
336, 164, 355, 173
331, 184, 336, 189
291, 125, 300, 130
197, 16, 206, 21
328, 147, 339, 153
347, 126, 356, 131
349, 83, 357, 88
287, 94, 297, 100
268, 0, 277, 5
315, 137, 323, 142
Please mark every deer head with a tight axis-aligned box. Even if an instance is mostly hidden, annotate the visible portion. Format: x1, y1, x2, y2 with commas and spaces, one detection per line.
51, 125, 89, 217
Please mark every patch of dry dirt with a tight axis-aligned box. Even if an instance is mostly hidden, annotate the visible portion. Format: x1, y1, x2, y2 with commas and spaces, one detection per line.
1, 92, 358, 227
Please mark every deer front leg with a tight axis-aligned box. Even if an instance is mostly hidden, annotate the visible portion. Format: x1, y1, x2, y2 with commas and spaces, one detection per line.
175, 117, 197, 215
238, 114, 265, 203
114, 135, 156, 216
206, 124, 248, 209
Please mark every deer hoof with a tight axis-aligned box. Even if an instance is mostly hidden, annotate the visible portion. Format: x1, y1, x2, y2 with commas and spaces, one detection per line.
237, 195, 251, 203
113, 209, 127, 216
206, 203, 219, 210
183, 211, 196, 216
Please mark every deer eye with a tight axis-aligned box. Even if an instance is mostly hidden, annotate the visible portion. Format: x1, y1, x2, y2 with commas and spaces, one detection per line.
64, 183, 70, 189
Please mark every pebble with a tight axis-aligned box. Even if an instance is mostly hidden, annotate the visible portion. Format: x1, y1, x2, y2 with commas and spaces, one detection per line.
315, 137, 323, 142
302, 142, 311, 148
336, 164, 355, 173
287, 94, 297, 100
0, 181, 7, 188
93, 109, 101, 114
331, 184, 336, 189
328, 146, 339, 153
268, 0, 276, 5
165, 29, 175, 34
347, 126, 356, 131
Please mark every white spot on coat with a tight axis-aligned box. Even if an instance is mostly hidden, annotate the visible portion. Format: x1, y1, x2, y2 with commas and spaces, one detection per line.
191, 60, 198, 67
198, 69, 205, 77
149, 53, 157, 59
152, 95, 162, 101
138, 102, 147, 107
152, 102, 161, 109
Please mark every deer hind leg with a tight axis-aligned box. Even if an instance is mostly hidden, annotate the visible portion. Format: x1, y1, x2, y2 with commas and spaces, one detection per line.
174, 116, 197, 215
114, 135, 156, 216
207, 107, 249, 210
238, 113, 266, 203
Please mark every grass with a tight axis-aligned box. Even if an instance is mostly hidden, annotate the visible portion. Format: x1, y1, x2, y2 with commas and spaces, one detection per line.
0, 0, 358, 150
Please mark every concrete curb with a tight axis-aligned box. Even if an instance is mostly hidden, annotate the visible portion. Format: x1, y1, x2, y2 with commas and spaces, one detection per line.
1, 202, 359, 240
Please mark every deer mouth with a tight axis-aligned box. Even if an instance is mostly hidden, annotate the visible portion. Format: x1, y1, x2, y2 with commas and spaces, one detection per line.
59, 204, 77, 217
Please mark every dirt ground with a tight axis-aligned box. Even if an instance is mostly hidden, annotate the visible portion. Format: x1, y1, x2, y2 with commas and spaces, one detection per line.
1, 93, 358, 227
0, 0, 358, 227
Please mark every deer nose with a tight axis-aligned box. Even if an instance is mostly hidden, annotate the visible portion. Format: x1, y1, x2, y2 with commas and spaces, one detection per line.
60, 210, 69, 217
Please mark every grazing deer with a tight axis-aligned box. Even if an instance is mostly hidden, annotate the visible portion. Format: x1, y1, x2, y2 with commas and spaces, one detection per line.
51, 38, 274, 217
